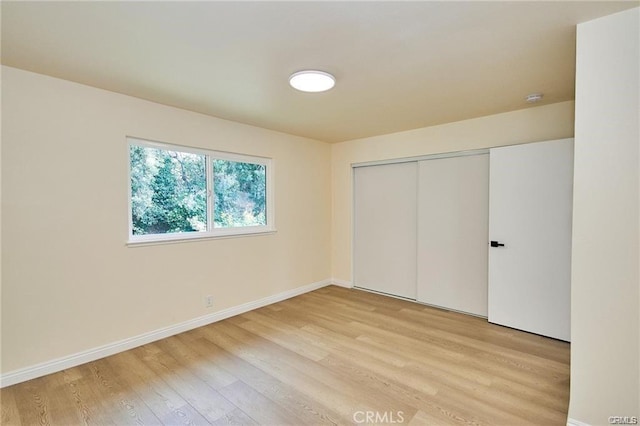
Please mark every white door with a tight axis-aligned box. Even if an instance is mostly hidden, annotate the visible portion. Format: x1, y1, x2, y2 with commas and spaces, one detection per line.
417, 154, 489, 316
488, 139, 573, 341
354, 162, 417, 299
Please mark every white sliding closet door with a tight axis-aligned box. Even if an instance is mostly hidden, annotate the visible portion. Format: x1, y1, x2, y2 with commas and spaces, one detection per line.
354, 162, 417, 299
417, 154, 490, 316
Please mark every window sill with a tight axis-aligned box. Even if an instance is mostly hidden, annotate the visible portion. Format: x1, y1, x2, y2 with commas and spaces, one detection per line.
126, 228, 276, 247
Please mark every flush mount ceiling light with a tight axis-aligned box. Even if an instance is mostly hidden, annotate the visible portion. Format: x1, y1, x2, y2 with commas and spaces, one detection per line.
525, 93, 544, 103
289, 70, 335, 93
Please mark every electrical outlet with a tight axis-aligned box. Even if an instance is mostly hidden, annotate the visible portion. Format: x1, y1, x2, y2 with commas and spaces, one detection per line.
204, 295, 213, 308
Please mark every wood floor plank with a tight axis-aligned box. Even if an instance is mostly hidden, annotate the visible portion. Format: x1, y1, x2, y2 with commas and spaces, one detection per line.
209, 407, 258, 426
132, 343, 238, 423
59, 368, 119, 426
180, 335, 342, 425
1, 285, 570, 425
264, 298, 544, 424
239, 311, 330, 361
106, 350, 211, 425
217, 380, 305, 425
154, 336, 239, 390
193, 322, 380, 422
77, 359, 161, 425
215, 320, 420, 419
0, 386, 23, 426
291, 293, 569, 393
10, 376, 53, 426
316, 287, 569, 363
317, 352, 497, 426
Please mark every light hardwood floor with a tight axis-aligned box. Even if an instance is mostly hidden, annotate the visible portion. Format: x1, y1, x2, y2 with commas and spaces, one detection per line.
1, 285, 570, 425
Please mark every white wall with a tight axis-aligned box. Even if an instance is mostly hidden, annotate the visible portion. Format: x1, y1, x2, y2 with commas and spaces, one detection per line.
570, 8, 640, 425
1, 66, 332, 375
331, 101, 575, 282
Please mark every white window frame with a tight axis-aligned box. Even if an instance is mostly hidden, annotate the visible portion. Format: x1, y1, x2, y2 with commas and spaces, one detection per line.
127, 137, 275, 246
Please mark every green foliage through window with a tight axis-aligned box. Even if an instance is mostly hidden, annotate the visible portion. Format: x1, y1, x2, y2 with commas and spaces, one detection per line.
214, 160, 266, 228
130, 145, 206, 235
129, 141, 270, 239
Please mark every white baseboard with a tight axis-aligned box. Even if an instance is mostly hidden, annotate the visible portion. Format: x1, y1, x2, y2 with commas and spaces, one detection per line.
0, 278, 333, 388
330, 278, 353, 288
567, 418, 591, 426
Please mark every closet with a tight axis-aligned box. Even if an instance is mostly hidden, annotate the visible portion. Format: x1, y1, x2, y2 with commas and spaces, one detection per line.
354, 152, 488, 316
353, 139, 573, 341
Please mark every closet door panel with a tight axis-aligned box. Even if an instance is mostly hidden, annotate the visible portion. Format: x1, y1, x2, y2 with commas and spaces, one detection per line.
488, 139, 573, 341
354, 162, 417, 299
417, 154, 489, 316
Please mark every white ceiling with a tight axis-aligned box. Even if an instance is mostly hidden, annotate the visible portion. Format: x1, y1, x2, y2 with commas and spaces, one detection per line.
2, 1, 637, 143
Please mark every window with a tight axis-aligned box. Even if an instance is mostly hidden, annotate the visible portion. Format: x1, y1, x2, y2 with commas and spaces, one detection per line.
128, 138, 273, 244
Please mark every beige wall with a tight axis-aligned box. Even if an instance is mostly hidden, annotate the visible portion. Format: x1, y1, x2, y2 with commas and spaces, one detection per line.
331, 101, 575, 282
570, 8, 639, 425
1, 66, 331, 373
0, 31, 3, 374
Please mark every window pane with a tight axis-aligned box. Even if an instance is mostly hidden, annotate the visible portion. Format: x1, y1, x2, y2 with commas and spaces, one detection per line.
213, 159, 266, 228
130, 145, 207, 235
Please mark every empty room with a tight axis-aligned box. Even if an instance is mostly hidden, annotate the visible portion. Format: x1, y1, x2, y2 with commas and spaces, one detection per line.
1, 2, 638, 425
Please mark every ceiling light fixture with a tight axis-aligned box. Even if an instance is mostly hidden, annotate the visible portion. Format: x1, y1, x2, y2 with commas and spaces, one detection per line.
525, 93, 544, 103
289, 70, 335, 93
